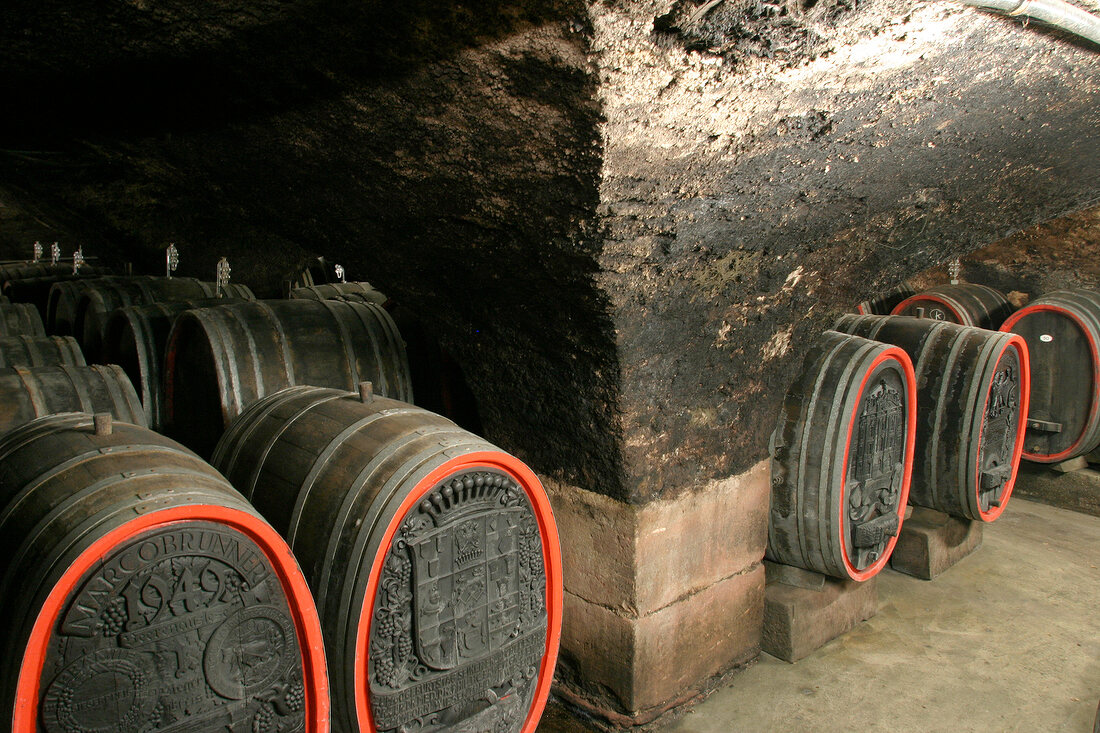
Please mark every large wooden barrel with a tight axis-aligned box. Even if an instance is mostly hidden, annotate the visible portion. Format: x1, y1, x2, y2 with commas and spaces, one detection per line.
102, 299, 246, 430
767, 331, 917, 580
3, 268, 112, 322
0, 335, 85, 368
212, 385, 562, 733
0, 303, 46, 337
855, 282, 916, 316
890, 283, 1014, 329
1000, 289, 1100, 463
75, 278, 256, 361
164, 299, 412, 457
0, 261, 110, 283
0, 364, 146, 435
48, 276, 148, 335
0, 413, 329, 731
290, 282, 388, 306
836, 315, 1030, 520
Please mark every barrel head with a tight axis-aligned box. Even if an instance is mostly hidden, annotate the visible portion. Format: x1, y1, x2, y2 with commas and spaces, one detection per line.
30, 521, 312, 733
364, 470, 551, 733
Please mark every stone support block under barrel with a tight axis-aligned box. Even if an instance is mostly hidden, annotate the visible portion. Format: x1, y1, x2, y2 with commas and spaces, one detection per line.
888, 507, 984, 580
761, 562, 879, 663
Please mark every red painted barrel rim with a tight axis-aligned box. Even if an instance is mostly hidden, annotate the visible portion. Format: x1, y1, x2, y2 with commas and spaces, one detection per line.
890, 293, 967, 325
973, 335, 1030, 521
838, 347, 917, 581
13, 505, 330, 732
353, 450, 563, 733
1001, 303, 1100, 463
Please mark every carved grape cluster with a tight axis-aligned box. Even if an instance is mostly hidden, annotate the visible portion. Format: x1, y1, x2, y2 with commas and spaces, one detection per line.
285, 679, 305, 713
101, 597, 127, 636
252, 702, 275, 733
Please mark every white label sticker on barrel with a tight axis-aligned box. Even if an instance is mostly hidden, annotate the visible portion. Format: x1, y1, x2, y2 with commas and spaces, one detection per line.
1040, 334, 1053, 343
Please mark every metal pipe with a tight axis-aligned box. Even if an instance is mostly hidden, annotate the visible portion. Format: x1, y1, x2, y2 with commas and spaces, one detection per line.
958, 0, 1100, 46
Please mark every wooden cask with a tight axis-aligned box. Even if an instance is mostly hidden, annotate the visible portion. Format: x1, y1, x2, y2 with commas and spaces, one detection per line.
0, 303, 46, 337
0, 364, 146, 435
213, 385, 562, 733
75, 278, 256, 362
164, 299, 412, 457
836, 315, 1029, 520
3, 268, 112, 322
855, 282, 916, 315
1001, 289, 1100, 463
101, 299, 247, 430
767, 331, 917, 580
0, 335, 85, 368
0, 413, 329, 732
290, 282, 388, 306
891, 283, 1013, 329
49, 276, 151, 336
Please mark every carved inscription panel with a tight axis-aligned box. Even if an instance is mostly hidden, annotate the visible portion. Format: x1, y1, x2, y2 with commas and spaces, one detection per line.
846, 372, 906, 570
369, 471, 547, 733
979, 348, 1021, 510
40, 523, 305, 733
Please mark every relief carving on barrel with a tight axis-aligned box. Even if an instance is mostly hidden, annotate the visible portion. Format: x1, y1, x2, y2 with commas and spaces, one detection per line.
847, 376, 906, 571
369, 471, 546, 733
978, 349, 1021, 511
39, 523, 306, 733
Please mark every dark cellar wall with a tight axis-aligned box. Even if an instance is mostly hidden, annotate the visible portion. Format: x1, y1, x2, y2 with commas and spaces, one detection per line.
2, 0, 1099, 504
0, 0, 627, 497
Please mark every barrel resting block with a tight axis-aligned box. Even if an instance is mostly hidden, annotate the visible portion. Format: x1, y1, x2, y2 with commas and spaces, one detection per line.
889, 507, 983, 580
761, 561, 878, 663
545, 460, 770, 727
1012, 461, 1100, 517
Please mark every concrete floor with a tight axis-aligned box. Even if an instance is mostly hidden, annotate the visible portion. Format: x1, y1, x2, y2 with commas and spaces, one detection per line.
540, 496, 1100, 732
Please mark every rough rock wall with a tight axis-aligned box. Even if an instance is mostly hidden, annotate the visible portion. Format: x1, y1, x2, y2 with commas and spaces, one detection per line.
0, 0, 626, 496
592, 0, 1100, 501
911, 203, 1100, 296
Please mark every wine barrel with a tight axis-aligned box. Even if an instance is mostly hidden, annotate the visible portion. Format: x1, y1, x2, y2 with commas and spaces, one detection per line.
0, 412, 329, 731
164, 299, 412, 457
48, 275, 148, 335
836, 315, 1030, 520
290, 282, 388, 306
0, 335, 85, 368
855, 282, 916, 316
75, 278, 256, 362
3, 268, 112, 322
890, 283, 1014, 329
1000, 289, 1100, 463
0, 364, 146, 435
0, 303, 46, 337
212, 385, 562, 733
102, 299, 246, 430
767, 331, 917, 580
0, 262, 110, 283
